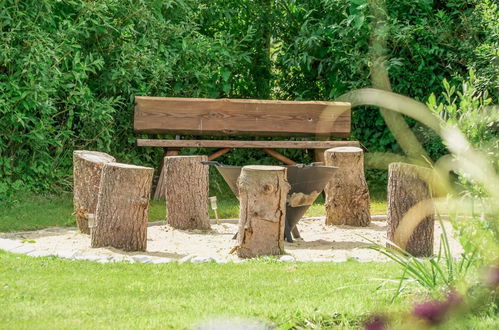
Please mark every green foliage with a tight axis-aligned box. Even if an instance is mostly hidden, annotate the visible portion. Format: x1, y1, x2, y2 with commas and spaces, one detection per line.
0, 0, 258, 197
368, 217, 479, 299
270, 0, 496, 154
473, 0, 499, 94
454, 212, 499, 264
427, 70, 498, 152
197, 0, 274, 98
365, 169, 389, 198
272, 0, 371, 100
426, 71, 498, 195
386, 0, 475, 97
1, 0, 497, 196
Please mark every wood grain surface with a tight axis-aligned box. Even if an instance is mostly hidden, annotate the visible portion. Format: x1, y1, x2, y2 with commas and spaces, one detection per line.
136, 139, 359, 149
134, 97, 351, 137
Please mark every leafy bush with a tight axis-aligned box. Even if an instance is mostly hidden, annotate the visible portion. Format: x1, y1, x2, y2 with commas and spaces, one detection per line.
0, 0, 259, 198
427, 70, 498, 152
0, 0, 496, 196
473, 0, 499, 95
271, 0, 497, 153
427, 71, 498, 196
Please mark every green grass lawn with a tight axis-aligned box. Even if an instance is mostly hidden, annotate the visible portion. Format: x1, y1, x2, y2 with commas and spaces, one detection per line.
1, 251, 496, 329
0, 251, 407, 329
1, 193, 496, 329
0, 192, 394, 329
0, 192, 387, 233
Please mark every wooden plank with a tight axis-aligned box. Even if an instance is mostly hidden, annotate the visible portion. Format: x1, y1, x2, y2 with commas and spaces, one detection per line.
137, 139, 360, 149
134, 97, 351, 137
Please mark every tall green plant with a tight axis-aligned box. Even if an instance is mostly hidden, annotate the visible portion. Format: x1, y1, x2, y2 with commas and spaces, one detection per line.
427, 70, 498, 152
368, 217, 478, 300
427, 71, 498, 196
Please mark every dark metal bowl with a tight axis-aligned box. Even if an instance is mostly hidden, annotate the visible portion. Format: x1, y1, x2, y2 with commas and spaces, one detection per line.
203, 162, 336, 242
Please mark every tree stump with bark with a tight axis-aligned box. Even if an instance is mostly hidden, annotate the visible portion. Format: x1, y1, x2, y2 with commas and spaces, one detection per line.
387, 162, 435, 257
91, 163, 153, 251
73, 150, 115, 234
153, 148, 181, 200
324, 146, 371, 226
164, 155, 210, 230
236, 165, 290, 258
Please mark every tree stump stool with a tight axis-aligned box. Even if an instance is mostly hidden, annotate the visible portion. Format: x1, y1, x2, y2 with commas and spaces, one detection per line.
153, 148, 181, 200
73, 150, 115, 234
91, 163, 153, 251
387, 162, 435, 257
236, 165, 290, 258
164, 155, 210, 230
324, 146, 371, 226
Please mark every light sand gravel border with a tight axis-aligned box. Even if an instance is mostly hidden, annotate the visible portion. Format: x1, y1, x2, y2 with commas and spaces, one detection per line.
0, 216, 463, 264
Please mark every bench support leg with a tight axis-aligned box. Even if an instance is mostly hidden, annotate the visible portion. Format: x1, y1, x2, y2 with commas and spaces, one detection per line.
284, 223, 301, 243
314, 148, 327, 164
262, 148, 297, 165
291, 225, 301, 239
208, 148, 231, 161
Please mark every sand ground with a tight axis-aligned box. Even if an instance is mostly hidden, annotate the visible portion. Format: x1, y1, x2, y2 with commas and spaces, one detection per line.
1, 217, 463, 262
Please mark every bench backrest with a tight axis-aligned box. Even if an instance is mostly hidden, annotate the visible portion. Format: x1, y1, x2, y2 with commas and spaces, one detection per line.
134, 97, 351, 137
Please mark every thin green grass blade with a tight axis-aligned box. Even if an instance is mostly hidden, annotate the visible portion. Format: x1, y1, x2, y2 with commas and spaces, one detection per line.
429, 258, 448, 286
391, 265, 409, 302
439, 217, 454, 283
363, 236, 436, 288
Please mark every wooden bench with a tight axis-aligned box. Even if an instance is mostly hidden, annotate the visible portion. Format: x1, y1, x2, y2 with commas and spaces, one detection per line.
134, 97, 359, 198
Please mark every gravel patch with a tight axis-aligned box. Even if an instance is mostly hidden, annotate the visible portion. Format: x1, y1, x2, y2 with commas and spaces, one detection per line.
0, 216, 463, 264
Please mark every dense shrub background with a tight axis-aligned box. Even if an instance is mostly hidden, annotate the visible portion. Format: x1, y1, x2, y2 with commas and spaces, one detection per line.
0, 0, 497, 197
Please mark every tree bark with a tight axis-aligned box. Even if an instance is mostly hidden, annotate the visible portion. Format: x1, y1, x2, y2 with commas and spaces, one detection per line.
164, 155, 210, 230
153, 148, 181, 200
236, 165, 290, 258
387, 162, 435, 257
91, 163, 153, 251
73, 150, 115, 234
324, 147, 371, 226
